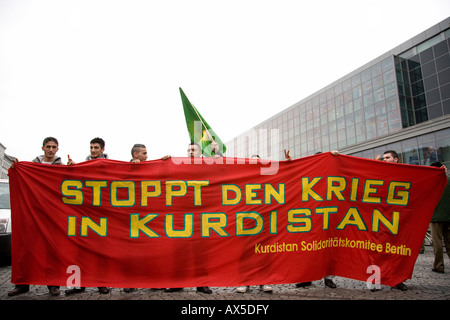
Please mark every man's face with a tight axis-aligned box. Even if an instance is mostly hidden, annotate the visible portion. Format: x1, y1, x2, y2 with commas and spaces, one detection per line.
42, 141, 58, 159
383, 153, 398, 163
187, 144, 201, 157
134, 148, 148, 162
90, 143, 104, 159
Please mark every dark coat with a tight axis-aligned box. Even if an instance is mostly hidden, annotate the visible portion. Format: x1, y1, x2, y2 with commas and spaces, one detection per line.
431, 175, 450, 222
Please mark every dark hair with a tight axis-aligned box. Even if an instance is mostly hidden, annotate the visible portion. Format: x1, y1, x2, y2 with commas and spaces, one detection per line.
430, 161, 443, 168
43, 137, 58, 146
131, 144, 146, 156
251, 154, 261, 159
188, 142, 201, 148
384, 150, 398, 159
90, 137, 105, 149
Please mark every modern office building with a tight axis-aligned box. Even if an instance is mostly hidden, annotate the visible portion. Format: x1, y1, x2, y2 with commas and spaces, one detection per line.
226, 17, 450, 167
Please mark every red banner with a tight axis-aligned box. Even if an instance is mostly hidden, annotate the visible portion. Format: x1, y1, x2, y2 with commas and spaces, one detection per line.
8, 153, 447, 288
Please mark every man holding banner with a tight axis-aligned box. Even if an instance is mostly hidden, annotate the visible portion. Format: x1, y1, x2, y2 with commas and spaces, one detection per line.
164, 142, 213, 294
7, 145, 448, 291
381, 150, 407, 291
65, 137, 111, 295
7, 137, 62, 297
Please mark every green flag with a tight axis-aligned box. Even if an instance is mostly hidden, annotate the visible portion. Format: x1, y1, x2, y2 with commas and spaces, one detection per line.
180, 87, 226, 157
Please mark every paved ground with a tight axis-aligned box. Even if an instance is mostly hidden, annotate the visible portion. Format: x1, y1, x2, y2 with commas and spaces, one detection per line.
0, 248, 448, 302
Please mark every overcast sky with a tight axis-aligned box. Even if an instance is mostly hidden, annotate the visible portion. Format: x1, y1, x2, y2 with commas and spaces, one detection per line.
1, 0, 449, 163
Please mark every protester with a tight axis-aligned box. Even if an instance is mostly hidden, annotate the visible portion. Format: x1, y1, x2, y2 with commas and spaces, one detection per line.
130, 144, 148, 163
283, 149, 339, 289
86, 137, 108, 160
383, 150, 450, 282
429, 161, 450, 274
66, 137, 107, 166
123, 144, 143, 294
382, 150, 399, 163
187, 141, 223, 158
210, 141, 223, 157
164, 142, 213, 294
381, 150, 408, 291
65, 137, 110, 295
236, 154, 273, 294
124, 144, 169, 293
32, 137, 63, 165
187, 142, 202, 158
7, 137, 62, 296
130, 143, 172, 163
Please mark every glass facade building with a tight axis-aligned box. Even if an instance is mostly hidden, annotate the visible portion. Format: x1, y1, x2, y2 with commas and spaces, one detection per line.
226, 17, 450, 168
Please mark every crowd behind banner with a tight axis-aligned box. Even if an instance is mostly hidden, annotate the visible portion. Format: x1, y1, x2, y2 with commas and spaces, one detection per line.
6, 136, 449, 297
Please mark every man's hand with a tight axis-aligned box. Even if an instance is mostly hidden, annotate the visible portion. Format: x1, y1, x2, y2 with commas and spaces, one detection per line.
284, 149, 292, 161
10, 158, 19, 168
211, 141, 219, 153
67, 155, 76, 166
